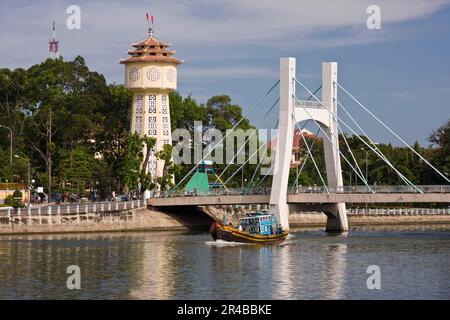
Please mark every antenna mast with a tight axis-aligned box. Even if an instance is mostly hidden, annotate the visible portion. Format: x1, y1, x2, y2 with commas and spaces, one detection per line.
49, 20, 59, 59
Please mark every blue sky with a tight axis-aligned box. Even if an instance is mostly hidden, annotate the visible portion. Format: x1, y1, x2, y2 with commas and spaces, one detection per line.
1, 0, 450, 146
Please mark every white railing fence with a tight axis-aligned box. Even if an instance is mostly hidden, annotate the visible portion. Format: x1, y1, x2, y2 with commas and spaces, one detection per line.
0, 199, 146, 226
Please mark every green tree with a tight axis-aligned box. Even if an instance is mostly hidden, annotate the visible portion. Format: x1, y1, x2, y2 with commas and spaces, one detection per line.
428, 118, 450, 183
156, 144, 181, 190
119, 134, 144, 192
59, 147, 95, 196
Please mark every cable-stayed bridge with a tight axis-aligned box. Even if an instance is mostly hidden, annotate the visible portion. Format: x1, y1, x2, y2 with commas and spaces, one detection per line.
148, 57, 450, 232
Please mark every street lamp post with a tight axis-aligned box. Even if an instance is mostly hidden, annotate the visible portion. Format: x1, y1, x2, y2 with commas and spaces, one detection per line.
0, 125, 12, 164
342, 170, 353, 190
14, 155, 31, 206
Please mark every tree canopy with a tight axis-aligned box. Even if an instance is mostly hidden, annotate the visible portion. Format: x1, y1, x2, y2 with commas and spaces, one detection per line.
0, 56, 448, 199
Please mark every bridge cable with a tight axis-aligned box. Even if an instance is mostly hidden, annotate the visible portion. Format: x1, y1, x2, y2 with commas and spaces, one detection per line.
289, 84, 324, 190
288, 85, 324, 190
253, 117, 312, 189
289, 125, 321, 191
337, 122, 369, 185
293, 90, 375, 193
169, 80, 280, 195
222, 141, 269, 187
247, 122, 280, 188
295, 79, 422, 193
336, 99, 421, 190
249, 85, 321, 190
213, 97, 280, 187
292, 112, 329, 193
295, 79, 426, 192
305, 85, 322, 101
336, 82, 450, 184
253, 117, 311, 189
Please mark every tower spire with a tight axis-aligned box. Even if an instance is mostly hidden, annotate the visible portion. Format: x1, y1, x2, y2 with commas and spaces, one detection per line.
49, 20, 59, 59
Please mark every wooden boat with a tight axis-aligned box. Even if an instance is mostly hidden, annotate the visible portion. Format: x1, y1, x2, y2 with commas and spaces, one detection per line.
209, 212, 288, 244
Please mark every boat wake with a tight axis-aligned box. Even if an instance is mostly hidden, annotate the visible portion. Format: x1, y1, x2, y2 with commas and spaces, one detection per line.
205, 240, 252, 246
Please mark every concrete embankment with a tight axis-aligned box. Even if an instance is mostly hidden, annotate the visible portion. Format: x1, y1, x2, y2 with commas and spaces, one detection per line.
0, 206, 213, 236
1, 204, 449, 235
200, 205, 450, 227
288, 212, 450, 227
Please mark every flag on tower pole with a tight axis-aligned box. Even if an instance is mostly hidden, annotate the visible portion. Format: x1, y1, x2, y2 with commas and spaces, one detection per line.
146, 13, 154, 25
146, 13, 155, 36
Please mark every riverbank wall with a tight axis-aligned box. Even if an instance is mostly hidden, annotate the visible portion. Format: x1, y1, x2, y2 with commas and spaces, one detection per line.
0, 206, 214, 236
201, 205, 450, 227
1, 204, 449, 235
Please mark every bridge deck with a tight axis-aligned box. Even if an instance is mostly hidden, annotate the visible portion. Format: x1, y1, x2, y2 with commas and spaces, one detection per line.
147, 192, 450, 206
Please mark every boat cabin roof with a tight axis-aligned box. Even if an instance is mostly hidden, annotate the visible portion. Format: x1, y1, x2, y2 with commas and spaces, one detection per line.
240, 214, 272, 221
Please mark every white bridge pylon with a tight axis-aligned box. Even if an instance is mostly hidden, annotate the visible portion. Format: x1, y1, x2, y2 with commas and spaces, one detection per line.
270, 57, 348, 232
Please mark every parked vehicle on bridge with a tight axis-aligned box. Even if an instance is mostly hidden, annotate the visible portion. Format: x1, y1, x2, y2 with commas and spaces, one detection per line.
210, 211, 288, 244
67, 193, 79, 203
51, 192, 62, 204
32, 192, 47, 204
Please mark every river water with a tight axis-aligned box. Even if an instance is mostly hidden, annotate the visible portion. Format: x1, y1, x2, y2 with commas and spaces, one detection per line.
0, 225, 449, 299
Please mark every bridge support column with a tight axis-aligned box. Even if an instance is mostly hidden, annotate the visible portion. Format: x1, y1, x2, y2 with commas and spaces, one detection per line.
322, 62, 348, 232
270, 58, 348, 232
269, 57, 295, 231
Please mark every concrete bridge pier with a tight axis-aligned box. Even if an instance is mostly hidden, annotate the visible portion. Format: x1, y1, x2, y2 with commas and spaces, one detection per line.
324, 203, 348, 232
289, 203, 348, 232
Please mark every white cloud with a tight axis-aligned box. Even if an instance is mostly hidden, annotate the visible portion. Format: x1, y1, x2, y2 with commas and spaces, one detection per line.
0, 0, 449, 80
181, 66, 278, 79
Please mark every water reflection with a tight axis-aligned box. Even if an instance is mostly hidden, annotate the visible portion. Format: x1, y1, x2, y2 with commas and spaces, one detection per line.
0, 224, 448, 299
324, 242, 347, 299
128, 233, 178, 299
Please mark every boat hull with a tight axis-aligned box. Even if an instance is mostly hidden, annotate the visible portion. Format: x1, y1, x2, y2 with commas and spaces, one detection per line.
210, 223, 288, 244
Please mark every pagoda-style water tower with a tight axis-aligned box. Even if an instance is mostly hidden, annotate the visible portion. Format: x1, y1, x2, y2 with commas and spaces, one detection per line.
120, 26, 182, 178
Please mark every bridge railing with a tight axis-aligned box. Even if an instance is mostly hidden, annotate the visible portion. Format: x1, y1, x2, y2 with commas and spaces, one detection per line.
0, 199, 147, 226
295, 100, 324, 109
155, 185, 450, 198
0, 199, 146, 217
348, 207, 450, 215
153, 188, 272, 198
290, 185, 450, 194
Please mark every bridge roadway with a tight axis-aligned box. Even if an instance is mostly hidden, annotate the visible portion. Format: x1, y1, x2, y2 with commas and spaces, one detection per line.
148, 193, 450, 206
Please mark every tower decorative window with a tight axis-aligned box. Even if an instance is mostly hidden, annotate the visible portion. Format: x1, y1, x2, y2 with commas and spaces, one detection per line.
166, 69, 175, 82
147, 67, 161, 81
134, 95, 143, 134
161, 95, 168, 114
129, 67, 140, 81
163, 122, 169, 136
135, 116, 142, 134
135, 95, 143, 114
149, 95, 157, 113
148, 116, 157, 133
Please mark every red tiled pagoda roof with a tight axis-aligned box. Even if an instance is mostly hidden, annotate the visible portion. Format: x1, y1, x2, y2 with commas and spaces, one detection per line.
120, 34, 182, 65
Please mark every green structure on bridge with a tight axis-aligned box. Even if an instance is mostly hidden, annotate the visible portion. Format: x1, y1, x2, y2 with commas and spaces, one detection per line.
184, 160, 226, 195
